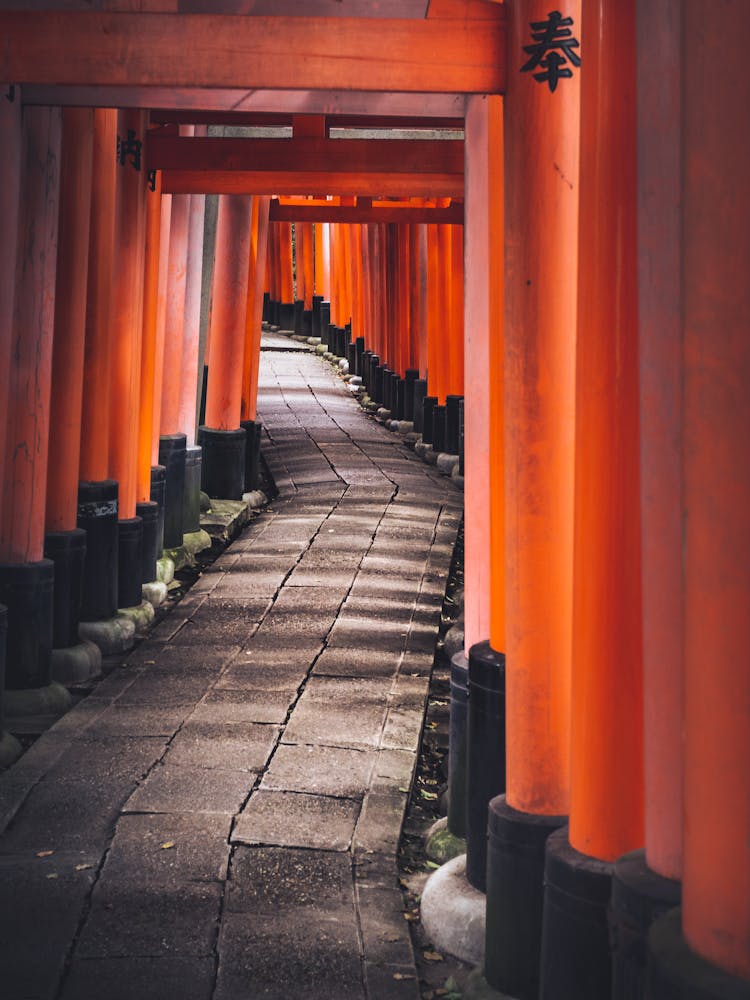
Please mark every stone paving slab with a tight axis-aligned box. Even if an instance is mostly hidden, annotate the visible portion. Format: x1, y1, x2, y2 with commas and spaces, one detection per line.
0, 341, 461, 1000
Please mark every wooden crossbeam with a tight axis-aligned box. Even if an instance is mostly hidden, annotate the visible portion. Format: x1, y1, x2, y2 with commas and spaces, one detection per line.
160, 170, 462, 198
0, 10, 506, 93
268, 197, 463, 224
147, 135, 463, 174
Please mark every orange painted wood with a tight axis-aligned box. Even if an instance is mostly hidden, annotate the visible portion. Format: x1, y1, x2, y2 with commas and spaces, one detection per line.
503, 0, 579, 818
204, 195, 252, 430
162, 168, 462, 199
350, 225, 365, 342
637, 0, 683, 884
296, 222, 314, 309
446, 223, 464, 397
416, 224, 429, 378
269, 201, 463, 224
407, 223, 422, 372
396, 225, 411, 375
1, 11, 507, 94
242, 196, 271, 423
0, 89, 23, 536
292, 114, 325, 139
137, 170, 163, 502
278, 222, 294, 304
569, 0, 643, 863
425, 225, 443, 401
46, 108, 94, 532
681, 1, 750, 979
80, 108, 117, 483
148, 135, 463, 176
464, 95, 503, 653
108, 109, 147, 521
313, 222, 324, 298
150, 193, 172, 466
177, 185, 206, 445
159, 192, 190, 435
0, 106, 61, 564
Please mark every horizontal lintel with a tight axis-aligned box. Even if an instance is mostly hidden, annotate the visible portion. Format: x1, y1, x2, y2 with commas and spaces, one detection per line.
269, 198, 463, 224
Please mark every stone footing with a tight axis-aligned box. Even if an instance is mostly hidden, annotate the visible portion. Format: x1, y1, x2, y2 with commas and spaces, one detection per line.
50, 639, 102, 686
79, 615, 136, 655
420, 854, 486, 966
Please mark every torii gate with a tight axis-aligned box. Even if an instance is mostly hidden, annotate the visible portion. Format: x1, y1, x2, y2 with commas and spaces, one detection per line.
1, 3, 749, 1000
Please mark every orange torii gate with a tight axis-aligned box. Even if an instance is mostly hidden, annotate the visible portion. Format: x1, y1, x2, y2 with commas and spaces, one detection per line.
1, 2, 749, 997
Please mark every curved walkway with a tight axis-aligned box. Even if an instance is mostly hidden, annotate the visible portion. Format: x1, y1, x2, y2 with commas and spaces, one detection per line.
0, 339, 462, 1000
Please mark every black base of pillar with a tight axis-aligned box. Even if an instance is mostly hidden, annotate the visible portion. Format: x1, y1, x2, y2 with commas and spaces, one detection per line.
183, 445, 202, 534
302, 308, 313, 338
355, 336, 365, 376
0, 559, 54, 690
158, 433, 187, 549
293, 299, 304, 336
312, 295, 323, 339
466, 639, 506, 892
150, 465, 166, 556
422, 396, 439, 446
347, 342, 356, 373
198, 425, 246, 500
262, 291, 270, 322
433, 403, 447, 452
413, 378, 428, 431
136, 501, 159, 584
117, 516, 143, 609
269, 299, 279, 327
320, 301, 331, 345
373, 363, 385, 404
486, 797, 567, 999
279, 301, 295, 331
612, 849, 682, 1000
446, 394, 463, 455
43, 528, 86, 649
458, 398, 465, 476
539, 827, 613, 1000
77, 479, 119, 621
647, 908, 750, 1000
448, 649, 469, 838
240, 419, 262, 492
0, 604, 6, 728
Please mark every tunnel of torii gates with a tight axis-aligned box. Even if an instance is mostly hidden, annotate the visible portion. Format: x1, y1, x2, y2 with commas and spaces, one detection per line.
0, 1, 748, 999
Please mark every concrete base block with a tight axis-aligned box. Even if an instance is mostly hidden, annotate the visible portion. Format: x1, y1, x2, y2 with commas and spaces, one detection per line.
199, 491, 211, 512
50, 639, 102, 687
376, 407, 391, 422
452, 470, 465, 490
79, 614, 136, 655
338, 359, 349, 374
414, 441, 431, 460
307, 337, 322, 346
365, 403, 380, 414
142, 581, 168, 608
116, 600, 155, 636
156, 556, 175, 585
463, 967, 516, 1000
315, 344, 328, 356
405, 432, 421, 446
183, 528, 212, 558
437, 453, 460, 476
425, 816, 467, 866
348, 375, 362, 386
396, 421, 415, 435
242, 489, 268, 509
0, 730, 22, 770
420, 854, 486, 966
4, 681, 72, 721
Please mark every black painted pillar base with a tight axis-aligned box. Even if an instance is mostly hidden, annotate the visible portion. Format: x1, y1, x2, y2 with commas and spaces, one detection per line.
43, 528, 86, 649
150, 465, 166, 556
0, 560, 54, 690
448, 649, 469, 839
647, 908, 750, 1000
293, 299, 304, 336
136, 501, 160, 584
433, 403, 447, 453
320, 301, 331, 345
446, 394, 463, 455
117, 516, 143, 609
240, 419, 262, 492
183, 445, 202, 534
612, 849, 682, 1000
312, 295, 323, 338
422, 396, 439, 446
302, 308, 313, 338
77, 479, 119, 621
268, 298, 279, 327
262, 291, 270, 322
539, 827, 613, 1000
198, 425, 246, 500
279, 301, 295, 331
413, 378, 428, 431
466, 639, 506, 892
158, 433, 187, 549
486, 797, 567, 999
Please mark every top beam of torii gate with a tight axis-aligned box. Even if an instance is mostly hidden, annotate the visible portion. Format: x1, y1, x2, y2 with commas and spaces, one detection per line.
0, 3, 506, 101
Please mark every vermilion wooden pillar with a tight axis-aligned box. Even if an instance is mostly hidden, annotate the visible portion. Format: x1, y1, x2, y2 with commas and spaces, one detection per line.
446, 224, 464, 396
109, 109, 148, 609
43, 108, 95, 665
484, 2, 579, 994
199, 194, 253, 500
645, 3, 750, 995
240, 196, 271, 492
0, 105, 67, 711
540, 3, 643, 997
78, 108, 118, 623
278, 222, 294, 330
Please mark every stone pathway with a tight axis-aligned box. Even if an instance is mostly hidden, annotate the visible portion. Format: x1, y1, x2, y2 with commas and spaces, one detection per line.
0, 339, 462, 1000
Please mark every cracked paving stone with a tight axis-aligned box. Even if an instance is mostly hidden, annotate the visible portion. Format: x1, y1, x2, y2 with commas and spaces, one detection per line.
283, 677, 391, 749
310, 645, 398, 679
187, 689, 293, 726
124, 763, 254, 815
162, 720, 280, 771
261, 744, 375, 799
232, 790, 360, 851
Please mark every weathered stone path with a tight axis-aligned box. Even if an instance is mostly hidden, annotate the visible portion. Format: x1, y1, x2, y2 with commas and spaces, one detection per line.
0, 339, 461, 1000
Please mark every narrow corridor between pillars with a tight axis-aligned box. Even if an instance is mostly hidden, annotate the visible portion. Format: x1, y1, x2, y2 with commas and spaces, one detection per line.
0, 336, 462, 1000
